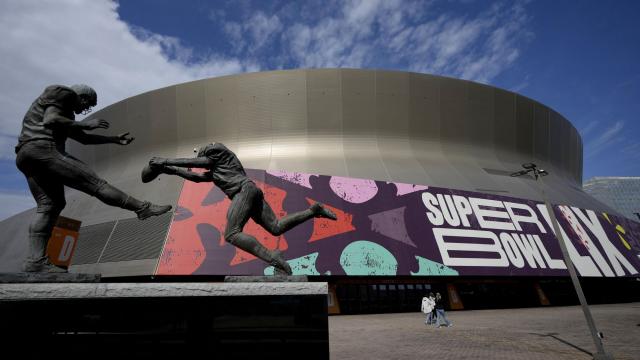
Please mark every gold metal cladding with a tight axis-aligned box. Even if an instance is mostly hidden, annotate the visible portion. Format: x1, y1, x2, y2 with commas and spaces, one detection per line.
64, 69, 598, 227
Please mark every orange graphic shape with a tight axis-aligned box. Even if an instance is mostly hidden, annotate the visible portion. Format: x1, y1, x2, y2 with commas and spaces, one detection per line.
157, 180, 213, 275
305, 198, 355, 242
157, 178, 289, 274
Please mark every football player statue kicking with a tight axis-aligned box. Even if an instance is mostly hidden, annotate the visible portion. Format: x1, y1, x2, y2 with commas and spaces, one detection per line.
142, 142, 337, 275
15, 84, 173, 273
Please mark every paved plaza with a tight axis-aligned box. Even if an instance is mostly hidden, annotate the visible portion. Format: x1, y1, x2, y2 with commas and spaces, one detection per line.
329, 302, 640, 359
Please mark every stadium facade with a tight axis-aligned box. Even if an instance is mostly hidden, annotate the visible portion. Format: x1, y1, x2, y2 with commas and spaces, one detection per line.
583, 177, 640, 221
1, 69, 639, 313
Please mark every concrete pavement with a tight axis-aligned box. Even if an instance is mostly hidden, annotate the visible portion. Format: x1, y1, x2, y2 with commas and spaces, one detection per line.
329, 302, 640, 359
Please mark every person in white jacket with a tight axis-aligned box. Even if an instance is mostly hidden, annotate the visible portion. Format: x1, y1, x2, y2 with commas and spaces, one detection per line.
421, 292, 436, 325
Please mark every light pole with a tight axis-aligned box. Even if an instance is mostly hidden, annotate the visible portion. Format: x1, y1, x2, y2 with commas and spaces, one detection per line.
511, 163, 613, 360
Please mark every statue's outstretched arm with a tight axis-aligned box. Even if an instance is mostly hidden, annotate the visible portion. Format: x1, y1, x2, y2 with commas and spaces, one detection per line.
164, 167, 211, 183
42, 106, 109, 131
69, 129, 134, 146
150, 156, 211, 169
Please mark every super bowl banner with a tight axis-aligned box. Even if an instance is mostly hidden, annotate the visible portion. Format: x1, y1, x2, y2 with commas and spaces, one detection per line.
156, 169, 640, 277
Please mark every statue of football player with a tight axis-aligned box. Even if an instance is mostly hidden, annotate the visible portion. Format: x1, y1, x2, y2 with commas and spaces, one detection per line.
142, 143, 337, 275
15, 84, 173, 273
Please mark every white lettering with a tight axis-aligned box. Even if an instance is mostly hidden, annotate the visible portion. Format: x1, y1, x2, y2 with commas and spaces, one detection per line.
469, 198, 516, 231
571, 207, 638, 276
537, 204, 602, 277
434, 228, 509, 267
437, 194, 461, 227
499, 233, 525, 268
512, 233, 547, 268
57, 235, 75, 262
422, 192, 444, 226
504, 202, 546, 233
559, 206, 614, 277
534, 235, 566, 269
452, 195, 473, 227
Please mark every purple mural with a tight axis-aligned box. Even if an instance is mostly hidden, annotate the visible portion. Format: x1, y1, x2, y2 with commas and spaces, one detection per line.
156, 169, 640, 277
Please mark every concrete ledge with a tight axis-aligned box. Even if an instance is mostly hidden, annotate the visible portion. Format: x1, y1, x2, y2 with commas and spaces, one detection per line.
0, 272, 100, 283
225, 275, 309, 282
0, 282, 327, 300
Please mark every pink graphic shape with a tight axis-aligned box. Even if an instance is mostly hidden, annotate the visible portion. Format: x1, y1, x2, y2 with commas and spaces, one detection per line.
329, 176, 378, 203
392, 182, 429, 196
368, 206, 417, 247
267, 170, 313, 189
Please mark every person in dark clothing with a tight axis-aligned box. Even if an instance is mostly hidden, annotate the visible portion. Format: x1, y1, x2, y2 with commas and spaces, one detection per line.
15, 84, 172, 273
434, 292, 452, 327
142, 142, 338, 275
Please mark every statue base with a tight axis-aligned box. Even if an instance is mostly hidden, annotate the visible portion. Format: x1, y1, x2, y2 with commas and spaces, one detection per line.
224, 275, 309, 282
0, 282, 329, 358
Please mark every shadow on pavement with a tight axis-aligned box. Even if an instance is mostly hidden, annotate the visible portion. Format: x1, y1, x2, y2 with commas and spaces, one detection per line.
529, 332, 592, 356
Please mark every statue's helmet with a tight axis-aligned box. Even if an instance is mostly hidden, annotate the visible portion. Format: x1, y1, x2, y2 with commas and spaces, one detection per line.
70, 84, 97, 114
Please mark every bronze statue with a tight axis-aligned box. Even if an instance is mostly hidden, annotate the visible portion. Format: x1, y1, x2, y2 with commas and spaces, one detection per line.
142, 142, 337, 275
15, 84, 172, 273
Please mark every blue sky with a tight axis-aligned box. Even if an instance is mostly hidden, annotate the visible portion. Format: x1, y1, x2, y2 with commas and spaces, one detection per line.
0, 0, 639, 220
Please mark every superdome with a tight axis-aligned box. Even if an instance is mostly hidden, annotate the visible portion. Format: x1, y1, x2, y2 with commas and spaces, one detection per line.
71, 68, 589, 218
1, 70, 638, 296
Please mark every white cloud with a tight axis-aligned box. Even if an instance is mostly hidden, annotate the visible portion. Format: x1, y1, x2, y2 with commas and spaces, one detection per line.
510, 74, 530, 93
411, 2, 531, 82
277, 0, 531, 81
224, 11, 283, 54
579, 121, 600, 138
250, 13, 284, 50
0, 0, 257, 220
621, 141, 640, 160
585, 121, 625, 158
0, 0, 256, 159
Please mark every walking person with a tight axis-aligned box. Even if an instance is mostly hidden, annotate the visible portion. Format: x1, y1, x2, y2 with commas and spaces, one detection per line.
421, 292, 436, 325
434, 292, 452, 328
429, 292, 437, 324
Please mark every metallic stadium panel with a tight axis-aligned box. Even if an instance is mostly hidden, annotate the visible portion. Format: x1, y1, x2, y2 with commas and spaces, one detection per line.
70, 221, 116, 265
67, 70, 590, 197
98, 212, 173, 263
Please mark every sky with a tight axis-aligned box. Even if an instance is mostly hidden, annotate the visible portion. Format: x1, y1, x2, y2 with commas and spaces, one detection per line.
0, 0, 639, 220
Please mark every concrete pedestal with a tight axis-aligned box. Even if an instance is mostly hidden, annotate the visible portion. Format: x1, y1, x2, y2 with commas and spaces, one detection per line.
0, 282, 329, 359
0, 272, 100, 283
